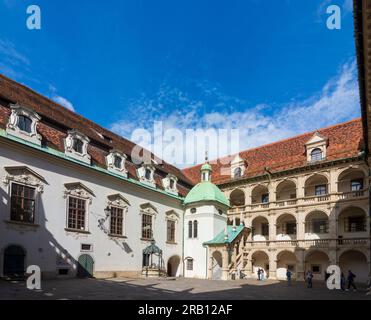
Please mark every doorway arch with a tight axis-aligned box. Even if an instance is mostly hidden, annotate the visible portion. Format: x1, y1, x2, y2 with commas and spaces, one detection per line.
167, 255, 180, 277
77, 254, 94, 278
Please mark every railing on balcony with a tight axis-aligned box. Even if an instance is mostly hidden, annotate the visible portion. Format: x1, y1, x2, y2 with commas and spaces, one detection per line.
228, 189, 367, 215
338, 189, 366, 200
246, 238, 370, 248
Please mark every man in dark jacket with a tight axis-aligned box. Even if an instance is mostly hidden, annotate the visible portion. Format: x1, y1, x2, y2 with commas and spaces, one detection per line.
346, 270, 357, 291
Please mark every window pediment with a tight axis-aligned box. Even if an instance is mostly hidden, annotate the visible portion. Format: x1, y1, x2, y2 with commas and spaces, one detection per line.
3, 166, 46, 192
107, 193, 130, 207
165, 210, 180, 221
63, 182, 94, 203
6, 104, 42, 145
140, 202, 158, 215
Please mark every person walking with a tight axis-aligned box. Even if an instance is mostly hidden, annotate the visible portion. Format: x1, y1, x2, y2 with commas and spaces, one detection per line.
257, 268, 261, 281
306, 271, 313, 288
286, 269, 292, 286
346, 270, 357, 291
261, 269, 265, 281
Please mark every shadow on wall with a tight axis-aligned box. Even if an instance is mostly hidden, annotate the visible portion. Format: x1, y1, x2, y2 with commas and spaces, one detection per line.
0, 173, 83, 280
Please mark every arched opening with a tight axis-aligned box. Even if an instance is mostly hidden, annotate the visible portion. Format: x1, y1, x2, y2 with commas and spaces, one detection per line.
310, 148, 323, 162
304, 211, 329, 239
212, 251, 223, 280
167, 255, 181, 277
276, 251, 297, 280
230, 189, 245, 207
339, 250, 368, 283
77, 254, 94, 278
338, 206, 367, 236
338, 168, 366, 193
251, 185, 269, 204
304, 174, 329, 197
304, 250, 330, 281
276, 213, 297, 240
251, 251, 269, 279
3, 245, 26, 278
276, 180, 297, 202
252, 216, 269, 241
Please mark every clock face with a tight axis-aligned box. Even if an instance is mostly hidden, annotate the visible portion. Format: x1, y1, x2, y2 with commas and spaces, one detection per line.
218, 209, 223, 215
190, 208, 197, 214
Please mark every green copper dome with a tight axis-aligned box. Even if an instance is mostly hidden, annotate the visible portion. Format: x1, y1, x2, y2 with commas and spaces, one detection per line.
200, 163, 212, 171
184, 181, 230, 207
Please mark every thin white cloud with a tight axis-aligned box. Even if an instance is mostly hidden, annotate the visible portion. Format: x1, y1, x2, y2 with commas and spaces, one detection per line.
52, 95, 75, 112
110, 61, 360, 167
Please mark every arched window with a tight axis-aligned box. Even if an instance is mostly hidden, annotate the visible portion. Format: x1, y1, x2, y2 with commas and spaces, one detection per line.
188, 221, 193, 238
193, 220, 198, 238
113, 155, 122, 169
17, 115, 32, 133
311, 148, 323, 162
145, 168, 152, 180
73, 138, 84, 154
234, 167, 242, 178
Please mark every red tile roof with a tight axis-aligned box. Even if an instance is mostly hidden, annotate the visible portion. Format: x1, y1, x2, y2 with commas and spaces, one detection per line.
0, 74, 193, 196
182, 118, 364, 185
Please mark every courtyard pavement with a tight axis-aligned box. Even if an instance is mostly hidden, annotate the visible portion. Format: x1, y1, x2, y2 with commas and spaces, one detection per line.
0, 277, 370, 300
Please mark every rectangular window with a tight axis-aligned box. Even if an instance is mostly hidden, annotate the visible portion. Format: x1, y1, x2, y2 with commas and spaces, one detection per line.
110, 206, 123, 236
346, 216, 366, 232
315, 185, 327, 196
312, 219, 329, 234
261, 223, 269, 236
81, 244, 92, 251
186, 259, 193, 271
167, 220, 176, 243
311, 265, 321, 274
67, 196, 86, 230
142, 214, 153, 240
286, 222, 297, 235
261, 193, 269, 203
10, 183, 36, 223
350, 179, 363, 191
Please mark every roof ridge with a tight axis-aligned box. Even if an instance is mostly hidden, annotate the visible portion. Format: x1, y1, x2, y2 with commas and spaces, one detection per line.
182, 117, 361, 171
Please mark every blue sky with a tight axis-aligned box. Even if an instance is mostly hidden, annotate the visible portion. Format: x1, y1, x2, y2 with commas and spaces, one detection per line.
0, 0, 360, 165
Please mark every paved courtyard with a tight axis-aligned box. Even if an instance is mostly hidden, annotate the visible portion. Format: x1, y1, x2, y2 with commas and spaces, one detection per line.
0, 277, 370, 300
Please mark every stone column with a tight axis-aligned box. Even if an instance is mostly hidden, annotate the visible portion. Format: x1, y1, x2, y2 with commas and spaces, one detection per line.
296, 210, 305, 240
297, 175, 306, 199
268, 214, 276, 241
268, 182, 276, 203
221, 247, 229, 280
268, 250, 277, 279
295, 248, 305, 281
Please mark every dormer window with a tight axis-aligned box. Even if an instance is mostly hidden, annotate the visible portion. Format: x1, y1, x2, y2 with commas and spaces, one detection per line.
311, 148, 323, 162
18, 115, 32, 133
230, 155, 245, 179
64, 130, 91, 164
305, 132, 327, 163
162, 174, 178, 195
6, 104, 42, 146
137, 164, 156, 188
105, 150, 127, 177
234, 167, 242, 178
